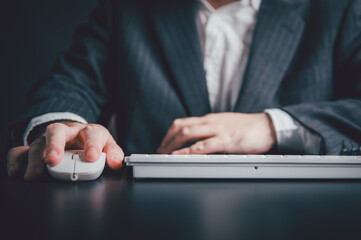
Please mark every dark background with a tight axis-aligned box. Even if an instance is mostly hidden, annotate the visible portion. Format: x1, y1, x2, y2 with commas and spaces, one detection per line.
2, 4, 361, 239
0, 0, 98, 177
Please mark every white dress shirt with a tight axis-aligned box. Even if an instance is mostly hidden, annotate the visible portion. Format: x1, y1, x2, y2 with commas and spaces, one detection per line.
23, 0, 322, 154
197, 0, 261, 112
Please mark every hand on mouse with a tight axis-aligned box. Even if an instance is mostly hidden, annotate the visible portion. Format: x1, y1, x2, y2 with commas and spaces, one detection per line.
7, 121, 124, 181
157, 113, 276, 155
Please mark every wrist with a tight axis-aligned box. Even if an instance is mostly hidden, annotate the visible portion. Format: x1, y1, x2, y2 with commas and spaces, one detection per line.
263, 113, 277, 152
27, 120, 78, 145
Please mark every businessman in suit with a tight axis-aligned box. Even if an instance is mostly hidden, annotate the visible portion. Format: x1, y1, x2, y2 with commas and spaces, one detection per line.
7, 0, 361, 180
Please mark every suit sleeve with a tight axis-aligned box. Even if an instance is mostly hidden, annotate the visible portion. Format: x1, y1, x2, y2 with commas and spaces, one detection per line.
282, 1, 361, 155
8, 0, 116, 146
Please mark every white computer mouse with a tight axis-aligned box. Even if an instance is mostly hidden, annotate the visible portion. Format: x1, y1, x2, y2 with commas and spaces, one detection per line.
47, 150, 106, 181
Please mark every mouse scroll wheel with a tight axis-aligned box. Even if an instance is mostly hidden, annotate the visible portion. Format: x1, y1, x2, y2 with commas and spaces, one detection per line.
71, 153, 79, 181
72, 153, 80, 161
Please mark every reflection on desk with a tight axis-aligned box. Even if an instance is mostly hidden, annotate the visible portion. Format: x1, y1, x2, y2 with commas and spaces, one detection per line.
2, 167, 361, 240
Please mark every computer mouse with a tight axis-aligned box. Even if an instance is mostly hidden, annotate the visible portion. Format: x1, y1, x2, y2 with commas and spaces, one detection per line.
46, 150, 106, 181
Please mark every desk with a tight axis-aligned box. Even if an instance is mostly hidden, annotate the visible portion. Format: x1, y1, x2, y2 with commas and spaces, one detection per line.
2, 167, 361, 240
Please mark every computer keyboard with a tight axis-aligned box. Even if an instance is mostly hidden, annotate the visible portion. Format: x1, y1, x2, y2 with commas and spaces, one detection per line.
125, 154, 361, 179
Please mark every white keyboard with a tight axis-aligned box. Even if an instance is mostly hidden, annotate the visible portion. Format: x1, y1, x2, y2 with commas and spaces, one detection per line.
125, 154, 361, 179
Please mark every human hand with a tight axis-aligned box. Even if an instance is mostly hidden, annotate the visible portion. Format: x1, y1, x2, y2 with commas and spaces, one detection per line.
157, 113, 276, 154
7, 122, 124, 180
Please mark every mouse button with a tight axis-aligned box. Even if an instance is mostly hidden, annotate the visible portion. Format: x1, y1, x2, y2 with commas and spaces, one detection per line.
74, 153, 106, 174
96, 153, 106, 166
47, 151, 75, 173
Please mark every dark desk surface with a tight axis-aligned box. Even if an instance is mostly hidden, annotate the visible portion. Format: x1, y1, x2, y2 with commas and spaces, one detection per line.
2, 167, 361, 240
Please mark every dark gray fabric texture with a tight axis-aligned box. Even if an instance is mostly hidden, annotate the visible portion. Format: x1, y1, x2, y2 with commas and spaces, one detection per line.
9, 0, 361, 155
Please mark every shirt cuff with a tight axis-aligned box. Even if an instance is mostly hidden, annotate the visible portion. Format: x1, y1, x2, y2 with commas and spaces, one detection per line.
23, 112, 88, 146
265, 108, 322, 154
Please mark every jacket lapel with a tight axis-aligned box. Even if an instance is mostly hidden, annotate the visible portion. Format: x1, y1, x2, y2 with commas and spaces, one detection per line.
151, 0, 211, 117
234, 0, 306, 113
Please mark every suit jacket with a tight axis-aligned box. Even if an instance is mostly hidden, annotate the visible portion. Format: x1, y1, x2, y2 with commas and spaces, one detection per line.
9, 0, 361, 155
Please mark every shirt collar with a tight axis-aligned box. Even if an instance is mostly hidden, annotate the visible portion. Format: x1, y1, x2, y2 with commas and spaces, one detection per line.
199, 0, 262, 12
250, 0, 262, 10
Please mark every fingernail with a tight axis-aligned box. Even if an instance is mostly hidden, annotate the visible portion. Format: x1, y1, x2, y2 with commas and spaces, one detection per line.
115, 152, 123, 168
48, 150, 58, 158
86, 148, 98, 159
114, 150, 123, 162
117, 156, 123, 163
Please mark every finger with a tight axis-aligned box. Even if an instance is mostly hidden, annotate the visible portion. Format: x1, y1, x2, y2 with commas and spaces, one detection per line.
7, 146, 29, 177
158, 124, 216, 154
24, 136, 46, 180
45, 123, 78, 166
79, 125, 110, 162
158, 117, 210, 152
172, 116, 210, 126
172, 137, 225, 155
159, 117, 208, 148
103, 138, 124, 170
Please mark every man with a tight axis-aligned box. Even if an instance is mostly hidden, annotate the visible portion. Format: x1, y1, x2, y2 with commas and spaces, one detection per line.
7, 0, 361, 180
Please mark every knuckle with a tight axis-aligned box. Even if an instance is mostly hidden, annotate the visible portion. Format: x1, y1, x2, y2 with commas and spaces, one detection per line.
86, 123, 99, 128
65, 121, 83, 127
80, 125, 96, 135
205, 113, 215, 119
7, 147, 17, 158
83, 125, 96, 131
84, 124, 109, 134
203, 139, 212, 148
180, 127, 190, 137
193, 142, 204, 151
102, 126, 111, 135
172, 119, 182, 128
46, 122, 63, 132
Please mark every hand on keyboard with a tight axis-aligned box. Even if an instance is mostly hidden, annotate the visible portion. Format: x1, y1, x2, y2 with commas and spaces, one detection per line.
157, 113, 276, 155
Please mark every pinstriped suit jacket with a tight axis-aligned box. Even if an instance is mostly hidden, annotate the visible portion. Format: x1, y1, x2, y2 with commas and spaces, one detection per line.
9, 0, 361, 155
